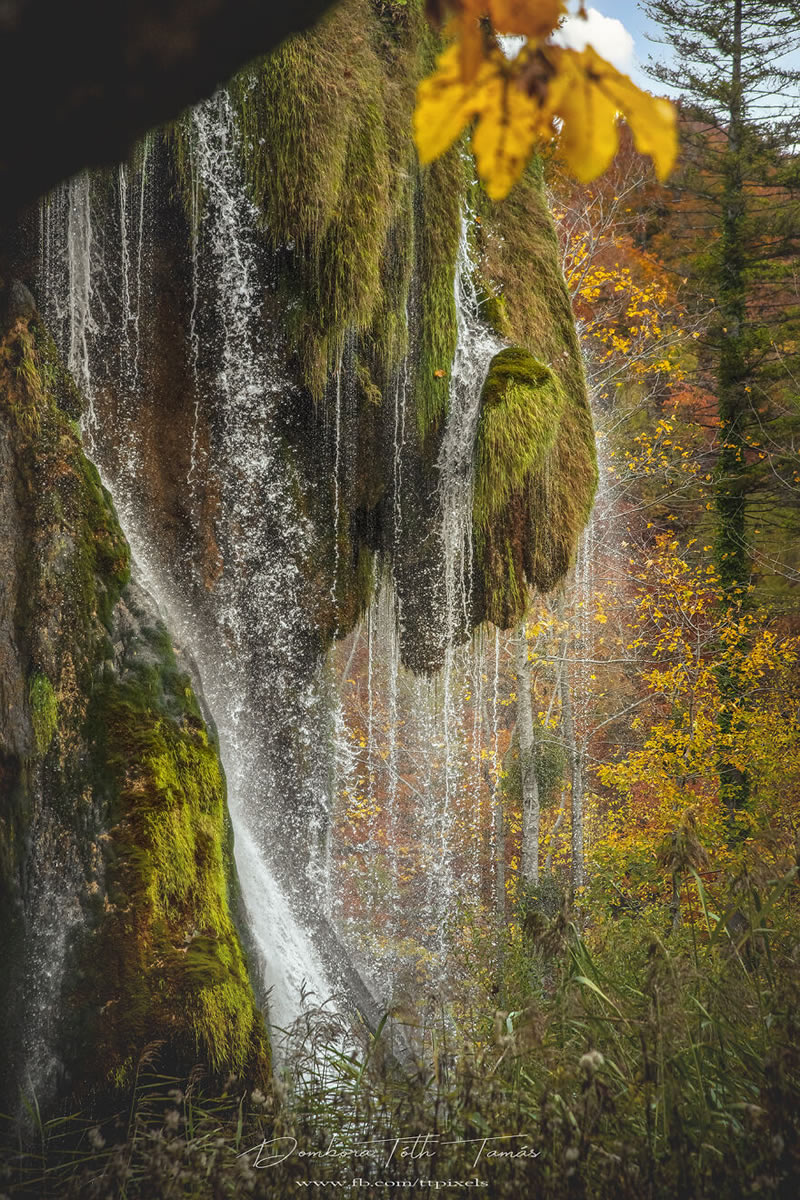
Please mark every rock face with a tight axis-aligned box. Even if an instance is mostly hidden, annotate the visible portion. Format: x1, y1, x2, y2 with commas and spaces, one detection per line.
28, 0, 596, 678
0, 307, 269, 1111
0, 0, 334, 223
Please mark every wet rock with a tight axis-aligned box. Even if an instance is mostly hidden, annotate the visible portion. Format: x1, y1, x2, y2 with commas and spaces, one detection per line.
0, 0, 336, 220
0, 278, 36, 331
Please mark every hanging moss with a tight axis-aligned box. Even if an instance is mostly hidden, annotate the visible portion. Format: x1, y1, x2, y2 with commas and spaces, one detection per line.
524, 395, 597, 595
473, 347, 565, 533
475, 282, 511, 340
224, 0, 425, 397
171, 0, 466, 444
413, 150, 465, 443
474, 160, 598, 618
473, 346, 569, 627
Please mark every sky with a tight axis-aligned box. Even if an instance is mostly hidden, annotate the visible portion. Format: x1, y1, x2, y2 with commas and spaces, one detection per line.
556, 2, 663, 91
557, 2, 800, 113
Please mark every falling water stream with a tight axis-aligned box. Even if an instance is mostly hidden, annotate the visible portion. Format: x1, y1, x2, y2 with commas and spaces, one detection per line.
334, 212, 503, 990
40, 93, 335, 1044
36, 92, 504, 1058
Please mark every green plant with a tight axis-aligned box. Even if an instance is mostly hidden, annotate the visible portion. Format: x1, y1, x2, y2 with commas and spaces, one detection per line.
28, 673, 58, 757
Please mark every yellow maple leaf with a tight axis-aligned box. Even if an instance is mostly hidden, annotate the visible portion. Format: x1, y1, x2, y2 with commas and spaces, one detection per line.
452, 0, 485, 83
551, 46, 677, 182
545, 47, 618, 182
472, 56, 543, 199
414, 26, 677, 199
586, 50, 678, 180
414, 42, 476, 163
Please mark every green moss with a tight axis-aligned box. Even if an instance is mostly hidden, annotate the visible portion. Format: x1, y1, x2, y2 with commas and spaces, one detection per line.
29, 673, 58, 757
473, 347, 565, 533
221, 0, 424, 398
474, 160, 598, 618
173, 0, 464, 441
475, 282, 511, 339
413, 150, 465, 442
2, 320, 130, 660
32, 321, 83, 420
473, 346, 572, 627
356, 357, 384, 409
83, 636, 270, 1089
1, 313, 267, 1106
478, 158, 582, 388
525, 393, 597, 595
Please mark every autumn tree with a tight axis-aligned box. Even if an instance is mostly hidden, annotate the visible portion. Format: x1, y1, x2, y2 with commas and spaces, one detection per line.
644, 0, 800, 821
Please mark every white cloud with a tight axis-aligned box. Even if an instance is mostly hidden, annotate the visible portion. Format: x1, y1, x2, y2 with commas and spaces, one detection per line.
555, 7, 635, 74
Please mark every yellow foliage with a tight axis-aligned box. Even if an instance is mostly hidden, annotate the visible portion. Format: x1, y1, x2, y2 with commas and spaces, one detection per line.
415, 4, 677, 199
550, 47, 677, 183
471, 57, 542, 200
592, 534, 800, 894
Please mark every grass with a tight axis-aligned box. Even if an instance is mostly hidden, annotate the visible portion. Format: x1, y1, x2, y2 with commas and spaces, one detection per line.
3, 875, 799, 1198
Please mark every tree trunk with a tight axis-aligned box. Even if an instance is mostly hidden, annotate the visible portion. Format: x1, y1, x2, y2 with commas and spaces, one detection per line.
715, 0, 750, 826
515, 622, 540, 887
557, 595, 584, 891
495, 778, 506, 918
481, 694, 506, 922
670, 871, 681, 932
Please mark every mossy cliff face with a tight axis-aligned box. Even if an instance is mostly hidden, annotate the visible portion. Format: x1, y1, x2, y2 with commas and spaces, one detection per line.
57, 0, 469, 690
474, 159, 598, 619
29, 5, 592, 693
215, 3, 594, 646
14, 2, 594, 685
220, 0, 466, 665
0, 296, 268, 1110
226, 0, 463, 432
76, 587, 270, 1097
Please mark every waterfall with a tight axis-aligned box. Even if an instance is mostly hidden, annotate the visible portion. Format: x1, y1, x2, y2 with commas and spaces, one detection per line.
332, 209, 502, 994
19, 790, 84, 1102
187, 91, 339, 1027
38, 93, 337, 1045
435, 213, 503, 934
438, 214, 503, 644
37, 88, 504, 1048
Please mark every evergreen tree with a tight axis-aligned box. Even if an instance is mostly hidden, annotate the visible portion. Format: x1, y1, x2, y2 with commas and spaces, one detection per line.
643, 0, 800, 821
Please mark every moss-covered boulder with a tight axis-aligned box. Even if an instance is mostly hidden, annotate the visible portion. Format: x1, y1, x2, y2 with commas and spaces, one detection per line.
472, 342, 596, 628
0, 294, 268, 1112
473, 347, 565, 532
473, 161, 598, 626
